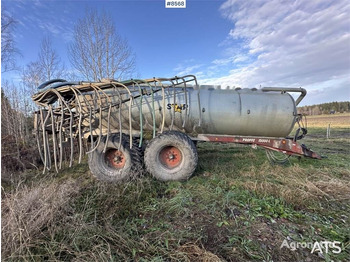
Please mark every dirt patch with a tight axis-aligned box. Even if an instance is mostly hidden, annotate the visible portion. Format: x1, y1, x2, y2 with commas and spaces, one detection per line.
249, 220, 282, 247
248, 219, 323, 262
203, 223, 229, 249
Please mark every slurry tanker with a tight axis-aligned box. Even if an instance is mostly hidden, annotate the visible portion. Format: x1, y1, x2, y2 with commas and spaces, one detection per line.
32, 75, 321, 182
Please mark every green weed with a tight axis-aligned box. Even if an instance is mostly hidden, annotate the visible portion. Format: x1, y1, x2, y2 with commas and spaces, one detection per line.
2, 127, 349, 261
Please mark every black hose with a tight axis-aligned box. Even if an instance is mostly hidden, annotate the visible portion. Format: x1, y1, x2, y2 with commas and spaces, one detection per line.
48, 81, 81, 89
294, 127, 307, 141
37, 79, 67, 90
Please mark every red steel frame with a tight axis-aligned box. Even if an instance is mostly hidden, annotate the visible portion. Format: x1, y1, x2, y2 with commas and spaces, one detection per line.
196, 134, 321, 159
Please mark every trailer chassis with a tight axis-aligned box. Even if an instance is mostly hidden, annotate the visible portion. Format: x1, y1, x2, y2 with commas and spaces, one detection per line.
195, 134, 321, 159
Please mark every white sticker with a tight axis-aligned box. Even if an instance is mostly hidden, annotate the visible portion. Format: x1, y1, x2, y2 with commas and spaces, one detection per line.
165, 0, 186, 8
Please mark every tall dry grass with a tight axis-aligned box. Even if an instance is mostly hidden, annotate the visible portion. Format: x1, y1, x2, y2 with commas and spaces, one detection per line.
1, 179, 81, 259
232, 163, 350, 207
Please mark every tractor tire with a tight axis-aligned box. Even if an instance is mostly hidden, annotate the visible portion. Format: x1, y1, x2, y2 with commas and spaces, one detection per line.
88, 134, 143, 182
144, 131, 198, 181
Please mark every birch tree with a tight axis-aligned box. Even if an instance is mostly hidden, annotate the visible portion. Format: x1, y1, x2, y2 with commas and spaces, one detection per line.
22, 37, 64, 97
1, 7, 19, 72
37, 36, 65, 81
69, 9, 135, 81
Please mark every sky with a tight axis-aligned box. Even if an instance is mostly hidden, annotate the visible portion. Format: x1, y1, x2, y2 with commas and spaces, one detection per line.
1, 0, 350, 106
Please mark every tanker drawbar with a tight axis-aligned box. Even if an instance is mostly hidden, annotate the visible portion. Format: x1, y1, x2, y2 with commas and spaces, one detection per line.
32, 75, 321, 181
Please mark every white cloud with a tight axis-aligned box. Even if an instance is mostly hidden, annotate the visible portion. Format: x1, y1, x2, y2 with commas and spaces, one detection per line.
10, 0, 75, 43
202, 0, 350, 104
174, 63, 203, 76
37, 21, 73, 42
301, 78, 350, 105
212, 54, 249, 66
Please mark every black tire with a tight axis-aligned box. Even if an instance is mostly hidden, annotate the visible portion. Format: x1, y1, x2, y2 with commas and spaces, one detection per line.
88, 134, 143, 182
144, 131, 198, 181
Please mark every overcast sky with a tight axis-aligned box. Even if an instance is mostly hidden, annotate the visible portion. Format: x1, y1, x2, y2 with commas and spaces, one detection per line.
2, 0, 350, 106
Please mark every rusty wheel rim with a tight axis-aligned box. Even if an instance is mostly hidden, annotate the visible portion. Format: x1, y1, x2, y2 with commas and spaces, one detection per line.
159, 146, 182, 169
105, 149, 126, 169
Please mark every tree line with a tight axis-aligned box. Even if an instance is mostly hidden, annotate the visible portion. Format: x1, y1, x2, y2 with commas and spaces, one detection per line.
298, 101, 350, 115
1, 6, 136, 173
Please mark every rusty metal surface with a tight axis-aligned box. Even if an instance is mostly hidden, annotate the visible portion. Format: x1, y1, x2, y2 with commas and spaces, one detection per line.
196, 134, 321, 159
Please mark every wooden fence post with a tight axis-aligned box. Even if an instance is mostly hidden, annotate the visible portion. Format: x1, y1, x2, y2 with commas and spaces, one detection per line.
326, 124, 331, 139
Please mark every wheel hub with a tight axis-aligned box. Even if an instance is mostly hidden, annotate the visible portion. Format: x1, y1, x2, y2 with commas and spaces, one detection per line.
159, 146, 182, 169
106, 149, 126, 169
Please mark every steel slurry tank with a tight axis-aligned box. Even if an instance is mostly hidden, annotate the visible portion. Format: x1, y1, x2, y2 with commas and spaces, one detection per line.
33, 76, 317, 182
120, 85, 298, 138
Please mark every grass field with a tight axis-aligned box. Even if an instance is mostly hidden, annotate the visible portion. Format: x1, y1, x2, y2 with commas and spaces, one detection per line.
2, 114, 349, 261
306, 113, 350, 128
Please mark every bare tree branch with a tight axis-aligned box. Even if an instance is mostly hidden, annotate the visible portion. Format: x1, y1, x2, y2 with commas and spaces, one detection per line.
21, 61, 43, 95
22, 37, 65, 95
38, 37, 65, 80
1, 6, 20, 72
68, 9, 136, 81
